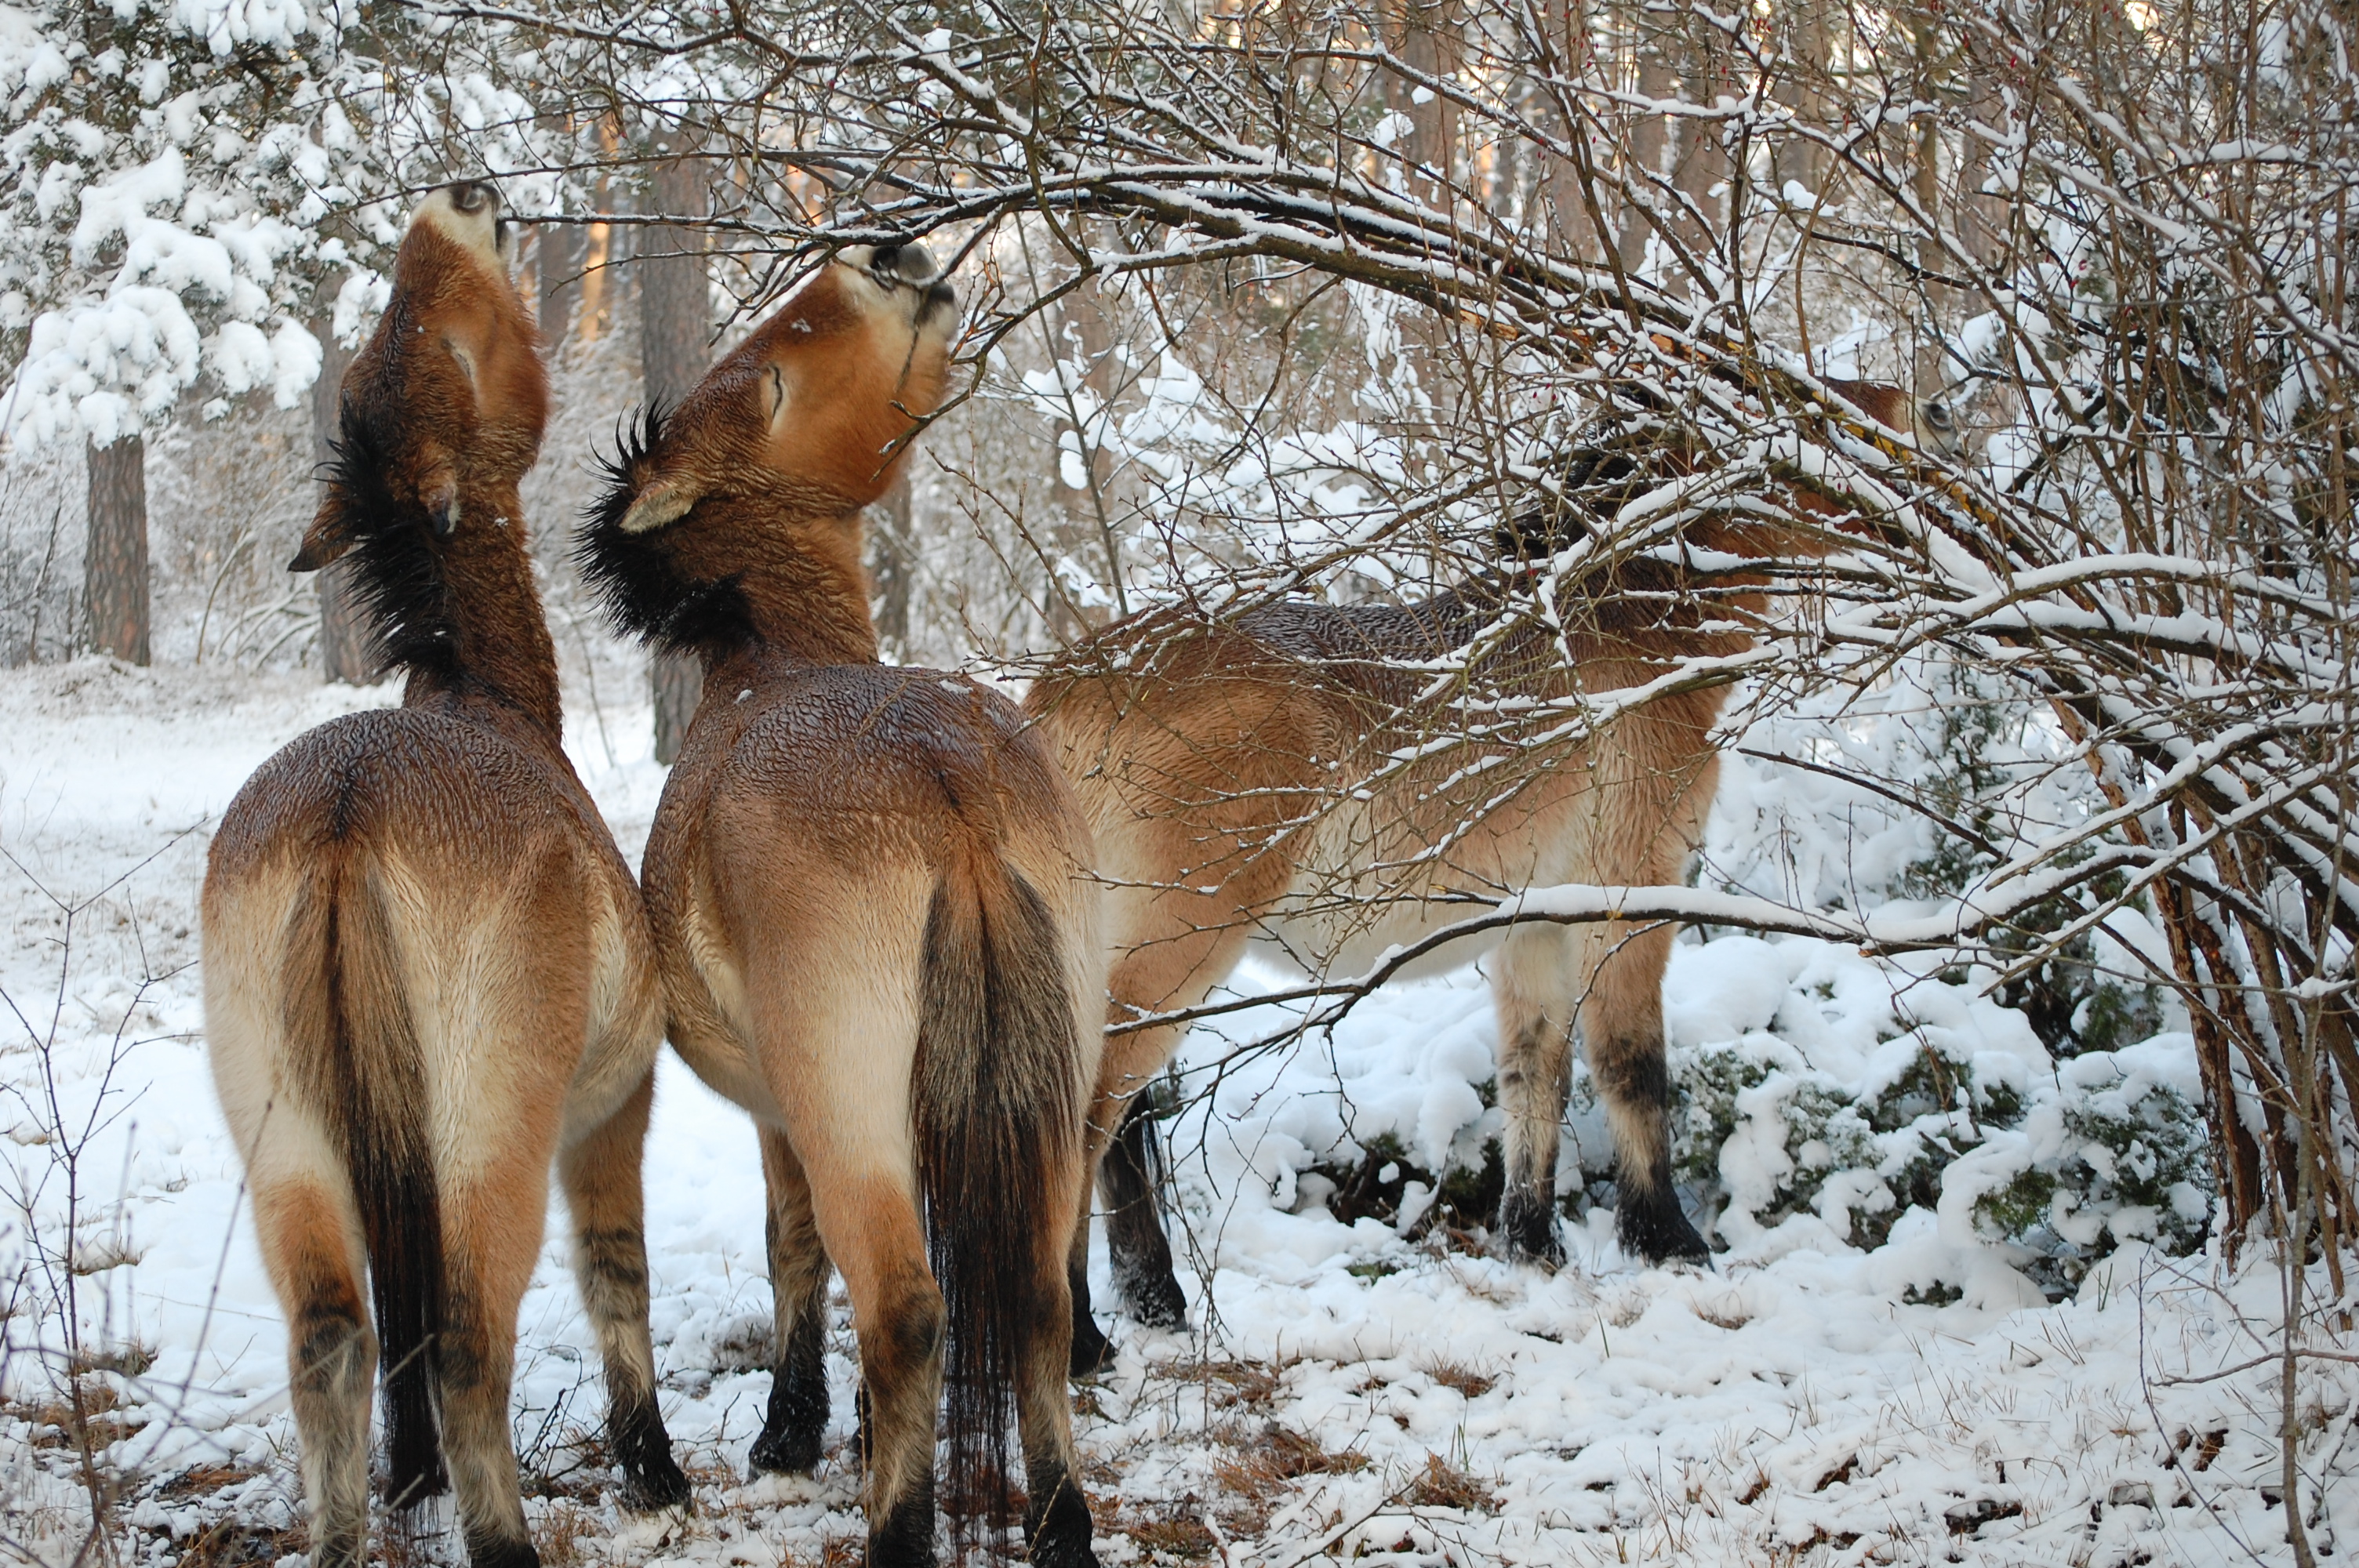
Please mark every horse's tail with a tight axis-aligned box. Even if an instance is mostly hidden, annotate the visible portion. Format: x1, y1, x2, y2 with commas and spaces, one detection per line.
911, 852, 1087, 1538
284, 849, 447, 1506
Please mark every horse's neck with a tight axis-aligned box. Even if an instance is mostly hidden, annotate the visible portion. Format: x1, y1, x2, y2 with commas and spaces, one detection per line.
722, 517, 881, 669
402, 516, 565, 738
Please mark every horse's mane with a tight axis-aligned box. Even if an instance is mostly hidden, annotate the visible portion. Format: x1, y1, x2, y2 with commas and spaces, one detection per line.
314, 394, 468, 685
574, 404, 759, 660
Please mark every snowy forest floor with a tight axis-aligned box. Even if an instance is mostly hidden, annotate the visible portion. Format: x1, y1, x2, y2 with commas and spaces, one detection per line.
0, 656, 2353, 1568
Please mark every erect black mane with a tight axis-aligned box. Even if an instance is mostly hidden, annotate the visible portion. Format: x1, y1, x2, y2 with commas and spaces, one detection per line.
314, 394, 464, 685
574, 403, 757, 660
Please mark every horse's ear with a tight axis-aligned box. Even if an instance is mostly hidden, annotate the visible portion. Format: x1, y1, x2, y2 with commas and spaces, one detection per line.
289, 492, 356, 572
617, 477, 699, 534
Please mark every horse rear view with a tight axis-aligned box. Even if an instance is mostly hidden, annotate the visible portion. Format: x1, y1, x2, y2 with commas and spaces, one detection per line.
579, 245, 1103, 1568
203, 184, 686, 1568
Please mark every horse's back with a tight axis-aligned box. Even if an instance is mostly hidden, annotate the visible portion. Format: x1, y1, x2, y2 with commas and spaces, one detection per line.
212, 708, 590, 878
204, 706, 641, 1150
711, 663, 1085, 875
649, 662, 1097, 1111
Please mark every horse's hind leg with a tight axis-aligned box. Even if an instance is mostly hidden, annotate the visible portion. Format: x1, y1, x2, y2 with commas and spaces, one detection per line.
1020, 1190, 1100, 1567
558, 1067, 690, 1508
823, 1178, 942, 1568
1571, 918, 1709, 1265
1100, 1094, 1185, 1328
749, 1123, 832, 1477
252, 1170, 375, 1568
1489, 923, 1578, 1265
439, 1146, 558, 1568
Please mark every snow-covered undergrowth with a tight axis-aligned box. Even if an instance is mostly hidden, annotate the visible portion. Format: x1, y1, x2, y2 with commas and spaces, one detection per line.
0, 658, 2351, 1568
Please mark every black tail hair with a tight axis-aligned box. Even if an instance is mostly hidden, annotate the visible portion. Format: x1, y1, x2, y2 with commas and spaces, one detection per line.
913, 862, 1084, 1550
289, 850, 447, 1506
574, 405, 757, 659
311, 391, 466, 687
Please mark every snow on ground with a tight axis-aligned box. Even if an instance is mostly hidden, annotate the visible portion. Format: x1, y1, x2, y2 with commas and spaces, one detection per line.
0, 656, 2353, 1568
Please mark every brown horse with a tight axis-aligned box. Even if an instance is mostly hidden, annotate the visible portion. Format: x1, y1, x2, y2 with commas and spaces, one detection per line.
203, 183, 687, 1568
577, 244, 1103, 1568
1030, 381, 1941, 1369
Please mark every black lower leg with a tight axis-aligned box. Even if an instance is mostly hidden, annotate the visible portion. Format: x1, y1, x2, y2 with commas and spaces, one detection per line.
610, 1385, 690, 1508
569, 1202, 689, 1511
1025, 1459, 1100, 1568
750, 1289, 830, 1475
1596, 1044, 1709, 1264
1068, 1238, 1113, 1378
461, 1523, 543, 1568
1102, 1097, 1187, 1329
1495, 1178, 1565, 1266
865, 1470, 935, 1568
1616, 1153, 1710, 1264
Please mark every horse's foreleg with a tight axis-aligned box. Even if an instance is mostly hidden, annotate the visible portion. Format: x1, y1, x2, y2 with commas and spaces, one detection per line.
1085, 876, 1281, 1352
1572, 920, 1710, 1265
1100, 1093, 1185, 1327
1067, 1104, 1115, 1378
1070, 1039, 1187, 1377
749, 1123, 832, 1476
558, 1067, 689, 1509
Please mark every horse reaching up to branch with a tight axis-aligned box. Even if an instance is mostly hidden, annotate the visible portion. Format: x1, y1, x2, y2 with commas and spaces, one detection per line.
1029, 379, 1943, 1371
203, 183, 688, 1568
578, 244, 1105, 1568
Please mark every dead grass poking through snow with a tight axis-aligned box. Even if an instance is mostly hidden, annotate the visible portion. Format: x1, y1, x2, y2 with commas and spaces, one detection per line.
1404, 1454, 1496, 1512
1212, 1423, 1370, 1503
1100, 1421, 1374, 1555
1122, 1510, 1220, 1559
1191, 1357, 1285, 1408
1692, 1295, 1752, 1330
1419, 1359, 1496, 1398
16, 1377, 141, 1454
532, 1501, 601, 1568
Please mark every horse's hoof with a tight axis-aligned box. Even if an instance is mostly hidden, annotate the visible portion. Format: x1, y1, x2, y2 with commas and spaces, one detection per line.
1116, 1266, 1188, 1330
1618, 1200, 1712, 1268
747, 1422, 822, 1479
1494, 1189, 1567, 1269
612, 1403, 693, 1511
1025, 1483, 1100, 1568
618, 1457, 692, 1512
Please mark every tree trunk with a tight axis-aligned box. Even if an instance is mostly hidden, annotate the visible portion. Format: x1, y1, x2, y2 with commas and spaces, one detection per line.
642, 147, 711, 764
1536, 0, 1608, 263
867, 468, 915, 659
311, 327, 371, 682
83, 434, 148, 666
536, 216, 589, 358
1385, 0, 1462, 211
1619, 50, 1675, 273
1044, 270, 1124, 645
1666, 9, 1735, 286
1770, 0, 1834, 202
